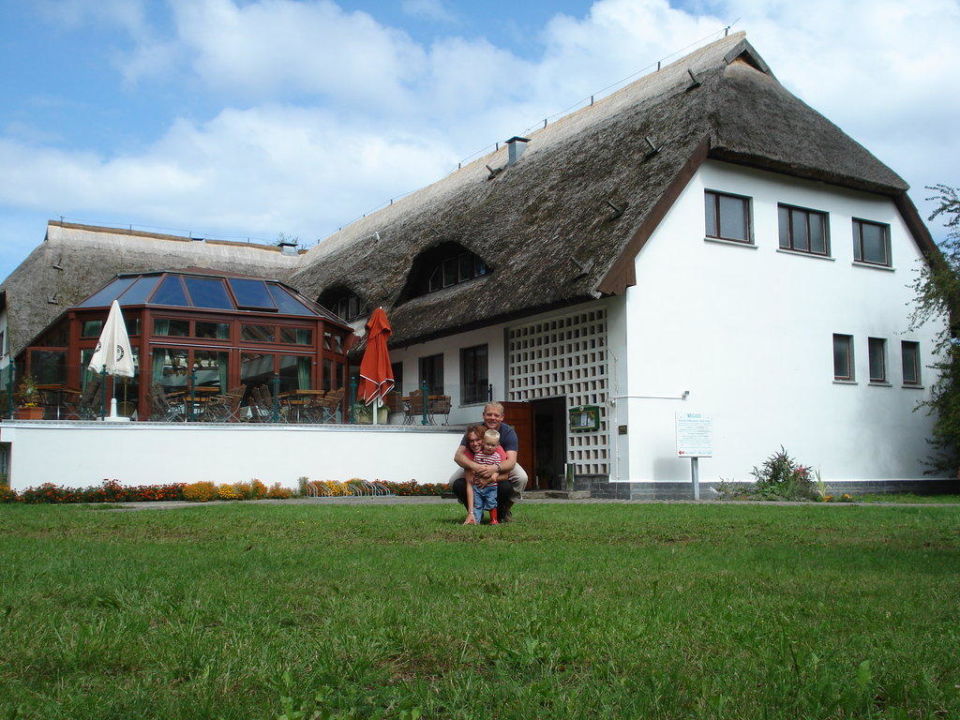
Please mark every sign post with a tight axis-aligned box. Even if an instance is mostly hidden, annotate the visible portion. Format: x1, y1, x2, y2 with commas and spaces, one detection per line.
676, 412, 713, 500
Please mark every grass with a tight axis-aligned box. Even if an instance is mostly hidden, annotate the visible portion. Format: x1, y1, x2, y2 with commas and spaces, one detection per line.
1, 502, 959, 720
853, 493, 960, 504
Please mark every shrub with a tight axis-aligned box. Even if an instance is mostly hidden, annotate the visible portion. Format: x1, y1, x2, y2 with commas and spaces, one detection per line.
183, 482, 218, 502
217, 484, 242, 500
265, 482, 292, 499
750, 447, 818, 501
251, 479, 268, 499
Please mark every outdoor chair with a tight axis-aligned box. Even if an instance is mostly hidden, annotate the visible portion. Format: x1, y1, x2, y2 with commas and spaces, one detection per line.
149, 383, 184, 422
199, 386, 245, 422
402, 390, 425, 424
250, 384, 282, 422
317, 388, 343, 423
428, 395, 452, 425
64, 375, 105, 419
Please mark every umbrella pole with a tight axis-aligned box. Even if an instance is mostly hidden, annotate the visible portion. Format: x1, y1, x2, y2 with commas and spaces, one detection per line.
372, 396, 380, 425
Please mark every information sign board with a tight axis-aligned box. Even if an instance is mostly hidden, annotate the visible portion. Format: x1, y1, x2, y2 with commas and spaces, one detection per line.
676, 412, 713, 457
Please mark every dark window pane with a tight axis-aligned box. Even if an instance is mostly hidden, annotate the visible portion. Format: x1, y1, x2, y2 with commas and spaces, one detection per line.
902, 342, 921, 384
240, 352, 274, 388
868, 338, 886, 382
184, 277, 232, 309
442, 258, 457, 287
791, 209, 809, 252
81, 319, 103, 338
859, 222, 887, 264
229, 278, 277, 310
125, 317, 140, 336
30, 350, 66, 385
460, 345, 488, 404
833, 334, 853, 380
242, 324, 274, 342
154, 319, 189, 337
280, 327, 312, 345
428, 266, 442, 292
196, 322, 230, 339
194, 351, 229, 390
718, 194, 748, 241
778, 206, 790, 249
475, 257, 488, 276
118, 275, 160, 305
418, 354, 443, 395
705, 192, 718, 236
153, 347, 190, 393
152, 276, 190, 306
77, 277, 137, 308
278, 354, 312, 392
810, 213, 826, 254
458, 253, 473, 282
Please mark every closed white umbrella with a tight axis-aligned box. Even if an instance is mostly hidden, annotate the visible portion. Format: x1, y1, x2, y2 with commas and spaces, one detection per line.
88, 300, 134, 419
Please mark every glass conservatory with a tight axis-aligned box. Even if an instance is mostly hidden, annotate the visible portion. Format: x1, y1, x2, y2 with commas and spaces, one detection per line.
15, 269, 354, 421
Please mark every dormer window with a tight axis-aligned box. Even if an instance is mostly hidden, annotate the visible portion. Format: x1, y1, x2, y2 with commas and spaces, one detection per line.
399, 242, 491, 303
318, 287, 368, 322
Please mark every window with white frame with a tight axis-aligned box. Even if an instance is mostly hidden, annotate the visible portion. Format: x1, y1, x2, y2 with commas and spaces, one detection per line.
460, 345, 489, 405
901, 341, 921, 385
853, 219, 891, 266
868, 337, 887, 383
418, 354, 443, 395
704, 190, 752, 243
778, 204, 829, 255
833, 334, 854, 381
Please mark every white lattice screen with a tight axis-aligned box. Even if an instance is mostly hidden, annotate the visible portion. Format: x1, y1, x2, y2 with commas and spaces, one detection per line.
507, 308, 609, 476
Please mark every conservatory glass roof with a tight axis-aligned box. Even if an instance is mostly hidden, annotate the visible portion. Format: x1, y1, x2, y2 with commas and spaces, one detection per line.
75, 270, 341, 322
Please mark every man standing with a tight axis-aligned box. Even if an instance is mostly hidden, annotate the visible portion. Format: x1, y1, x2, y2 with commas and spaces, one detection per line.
450, 402, 528, 521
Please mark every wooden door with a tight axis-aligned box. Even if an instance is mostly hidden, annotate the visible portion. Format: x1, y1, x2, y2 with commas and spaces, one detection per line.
501, 401, 535, 485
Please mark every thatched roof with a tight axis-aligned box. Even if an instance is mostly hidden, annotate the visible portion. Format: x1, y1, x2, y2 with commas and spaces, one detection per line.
288, 32, 932, 347
1, 33, 936, 355
0, 222, 300, 356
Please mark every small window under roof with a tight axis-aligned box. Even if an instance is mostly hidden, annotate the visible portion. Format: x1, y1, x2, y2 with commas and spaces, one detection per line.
152, 275, 190, 306
229, 278, 277, 311
77, 277, 137, 308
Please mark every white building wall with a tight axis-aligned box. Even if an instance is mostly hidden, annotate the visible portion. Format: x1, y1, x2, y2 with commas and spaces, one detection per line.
622, 160, 944, 483
390, 324, 506, 426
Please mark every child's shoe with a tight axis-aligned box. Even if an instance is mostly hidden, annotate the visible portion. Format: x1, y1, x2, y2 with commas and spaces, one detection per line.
489, 508, 499, 525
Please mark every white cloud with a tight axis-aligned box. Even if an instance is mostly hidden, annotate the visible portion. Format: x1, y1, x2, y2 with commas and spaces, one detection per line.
5, 0, 960, 268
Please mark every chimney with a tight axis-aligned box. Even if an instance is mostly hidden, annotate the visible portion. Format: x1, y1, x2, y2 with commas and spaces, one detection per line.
278, 238, 299, 256
505, 136, 530, 166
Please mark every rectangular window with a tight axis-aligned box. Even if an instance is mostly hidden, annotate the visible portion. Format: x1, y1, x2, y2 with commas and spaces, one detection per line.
705, 190, 751, 243
778, 204, 829, 255
418, 354, 444, 395
901, 341, 921, 385
460, 344, 489, 405
833, 334, 854, 381
154, 319, 189, 337
196, 321, 230, 340
853, 219, 891, 266
868, 337, 887, 383
241, 324, 275, 342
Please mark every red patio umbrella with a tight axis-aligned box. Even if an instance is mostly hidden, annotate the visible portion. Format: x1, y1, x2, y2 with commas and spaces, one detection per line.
358, 308, 395, 420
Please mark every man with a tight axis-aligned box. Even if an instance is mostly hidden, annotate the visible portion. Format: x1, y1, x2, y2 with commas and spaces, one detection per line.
450, 402, 528, 521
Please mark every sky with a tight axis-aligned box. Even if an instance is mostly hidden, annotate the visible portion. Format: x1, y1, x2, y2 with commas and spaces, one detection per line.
0, 0, 958, 281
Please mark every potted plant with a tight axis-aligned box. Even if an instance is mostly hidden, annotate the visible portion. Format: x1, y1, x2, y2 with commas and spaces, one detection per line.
14, 375, 43, 419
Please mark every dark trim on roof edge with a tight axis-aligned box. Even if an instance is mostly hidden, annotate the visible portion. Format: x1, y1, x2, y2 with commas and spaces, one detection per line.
893, 193, 941, 263
391, 295, 597, 350
724, 40, 773, 78
596, 136, 712, 295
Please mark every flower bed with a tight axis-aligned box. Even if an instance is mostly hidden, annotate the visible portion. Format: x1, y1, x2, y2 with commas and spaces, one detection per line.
1, 477, 447, 503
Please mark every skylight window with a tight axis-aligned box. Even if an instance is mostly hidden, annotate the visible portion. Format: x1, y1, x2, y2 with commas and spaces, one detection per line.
229, 278, 277, 311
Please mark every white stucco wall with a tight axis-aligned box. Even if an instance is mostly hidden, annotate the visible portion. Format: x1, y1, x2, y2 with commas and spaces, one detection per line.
620, 160, 944, 483
0, 421, 463, 491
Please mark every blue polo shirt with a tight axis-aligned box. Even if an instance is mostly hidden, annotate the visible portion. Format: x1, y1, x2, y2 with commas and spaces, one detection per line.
460, 421, 519, 453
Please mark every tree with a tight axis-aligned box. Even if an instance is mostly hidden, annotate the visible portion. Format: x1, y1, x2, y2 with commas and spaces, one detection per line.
911, 185, 960, 473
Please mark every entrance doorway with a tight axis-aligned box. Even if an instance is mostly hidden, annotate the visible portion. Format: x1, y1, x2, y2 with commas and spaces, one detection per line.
532, 397, 567, 490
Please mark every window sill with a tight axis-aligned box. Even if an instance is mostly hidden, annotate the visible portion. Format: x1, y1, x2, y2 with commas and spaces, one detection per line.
459, 401, 488, 409
833, 379, 857, 385
776, 248, 834, 261
852, 261, 895, 272
868, 381, 892, 387
901, 384, 925, 390
704, 237, 756, 249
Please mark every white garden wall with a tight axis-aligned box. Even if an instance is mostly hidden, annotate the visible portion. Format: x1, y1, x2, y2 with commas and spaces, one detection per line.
0, 421, 464, 491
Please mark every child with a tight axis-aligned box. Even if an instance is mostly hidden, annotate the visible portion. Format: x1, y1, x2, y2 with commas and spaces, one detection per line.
463, 427, 507, 525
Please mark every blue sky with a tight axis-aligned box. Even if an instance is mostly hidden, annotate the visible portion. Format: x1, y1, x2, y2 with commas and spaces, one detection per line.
1, 0, 958, 281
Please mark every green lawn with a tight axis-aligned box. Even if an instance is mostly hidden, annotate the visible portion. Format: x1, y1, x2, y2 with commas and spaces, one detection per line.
1, 502, 958, 720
